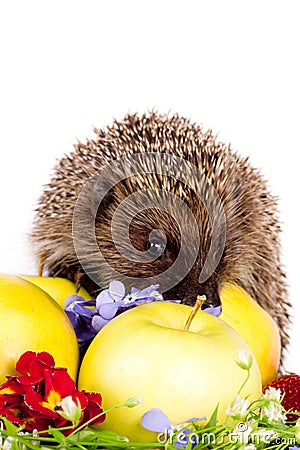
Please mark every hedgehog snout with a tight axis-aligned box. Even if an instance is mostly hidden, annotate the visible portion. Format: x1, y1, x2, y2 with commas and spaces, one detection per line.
198, 284, 222, 311
163, 271, 221, 310
181, 284, 221, 310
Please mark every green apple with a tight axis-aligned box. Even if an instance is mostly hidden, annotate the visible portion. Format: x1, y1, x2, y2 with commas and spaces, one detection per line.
19, 275, 91, 308
0, 273, 79, 383
220, 283, 281, 386
78, 301, 262, 442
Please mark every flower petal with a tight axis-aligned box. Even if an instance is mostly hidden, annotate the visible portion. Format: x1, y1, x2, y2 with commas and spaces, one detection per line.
134, 284, 160, 300
16, 351, 55, 376
24, 387, 59, 419
64, 296, 95, 318
44, 368, 76, 401
141, 408, 173, 433
95, 290, 115, 309
91, 315, 109, 332
64, 294, 84, 308
109, 280, 126, 300
82, 391, 105, 425
185, 416, 206, 423
202, 305, 222, 317
98, 302, 119, 320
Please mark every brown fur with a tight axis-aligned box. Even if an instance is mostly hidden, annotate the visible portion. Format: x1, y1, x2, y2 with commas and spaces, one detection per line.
31, 112, 291, 358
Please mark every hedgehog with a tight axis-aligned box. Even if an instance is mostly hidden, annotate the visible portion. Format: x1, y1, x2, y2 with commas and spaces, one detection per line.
31, 111, 291, 358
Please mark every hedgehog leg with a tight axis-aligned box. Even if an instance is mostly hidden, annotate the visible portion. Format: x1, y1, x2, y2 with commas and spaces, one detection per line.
37, 253, 45, 277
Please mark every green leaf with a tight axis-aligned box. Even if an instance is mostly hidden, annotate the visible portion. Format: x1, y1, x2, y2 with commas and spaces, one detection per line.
204, 404, 219, 429
0, 416, 20, 436
48, 426, 67, 445
67, 429, 96, 442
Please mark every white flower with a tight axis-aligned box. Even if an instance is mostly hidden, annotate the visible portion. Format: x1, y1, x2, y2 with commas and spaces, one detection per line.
259, 386, 286, 423
232, 422, 253, 444
260, 400, 286, 423
244, 444, 256, 450
2, 436, 26, 450
3, 436, 13, 450
254, 428, 279, 443
58, 395, 82, 424
262, 386, 282, 402
226, 395, 250, 418
236, 349, 253, 370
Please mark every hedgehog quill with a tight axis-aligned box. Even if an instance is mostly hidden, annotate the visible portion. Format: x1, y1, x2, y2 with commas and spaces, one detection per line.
31, 111, 291, 359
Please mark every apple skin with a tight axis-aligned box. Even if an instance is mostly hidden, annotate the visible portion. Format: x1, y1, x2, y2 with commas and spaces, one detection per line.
19, 275, 91, 308
78, 301, 262, 442
0, 273, 79, 383
220, 283, 281, 386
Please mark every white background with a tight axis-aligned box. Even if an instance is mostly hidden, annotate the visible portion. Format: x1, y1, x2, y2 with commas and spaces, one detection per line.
0, 1, 299, 372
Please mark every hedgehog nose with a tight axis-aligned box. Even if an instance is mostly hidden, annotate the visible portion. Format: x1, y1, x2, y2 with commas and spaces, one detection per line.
200, 286, 221, 309
180, 280, 222, 312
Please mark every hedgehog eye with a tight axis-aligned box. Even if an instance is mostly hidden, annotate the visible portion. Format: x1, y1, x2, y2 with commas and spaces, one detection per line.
146, 230, 167, 258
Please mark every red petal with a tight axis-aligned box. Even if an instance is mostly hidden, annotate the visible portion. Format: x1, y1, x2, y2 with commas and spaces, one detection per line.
14, 375, 44, 386
0, 393, 23, 415
44, 368, 76, 401
16, 351, 38, 375
28, 355, 55, 377
82, 391, 105, 425
16, 351, 55, 376
71, 389, 88, 410
5, 409, 24, 427
0, 378, 29, 395
24, 387, 59, 419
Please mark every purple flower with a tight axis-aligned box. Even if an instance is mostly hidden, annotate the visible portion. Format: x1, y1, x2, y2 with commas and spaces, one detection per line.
202, 305, 222, 317
64, 295, 97, 348
64, 279, 221, 354
141, 408, 205, 448
92, 280, 164, 331
64, 281, 164, 351
141, 408, 173, 433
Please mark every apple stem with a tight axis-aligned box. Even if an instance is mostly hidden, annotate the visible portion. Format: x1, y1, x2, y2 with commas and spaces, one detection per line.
38, 253, 45, 277
184, 295, 206, 331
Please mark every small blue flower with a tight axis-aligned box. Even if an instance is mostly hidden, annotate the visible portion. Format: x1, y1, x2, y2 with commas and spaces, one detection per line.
64, 295, 97, 348
64, 279, 222, 353
141, 408, 205, 449
141, 408, 173, 433
93, 280, 164, 331
202, 305, 222, 317
64, 281, 165, 351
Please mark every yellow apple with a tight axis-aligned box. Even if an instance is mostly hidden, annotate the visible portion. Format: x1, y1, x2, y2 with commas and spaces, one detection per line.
78, 301, 262, 442
0, 273, 79, 383
220, 283, 281, 386
19, 275, 91, 308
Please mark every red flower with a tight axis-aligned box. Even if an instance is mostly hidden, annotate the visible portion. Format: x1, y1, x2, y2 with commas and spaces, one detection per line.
16, 351, 55, 376
83, 391, 105, 425
0, 351, 105, 434
0, 393, 24, 426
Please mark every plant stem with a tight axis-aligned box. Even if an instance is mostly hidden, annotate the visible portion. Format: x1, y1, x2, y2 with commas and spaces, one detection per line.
237, 368, 250, 396
184, 295, 206, 331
